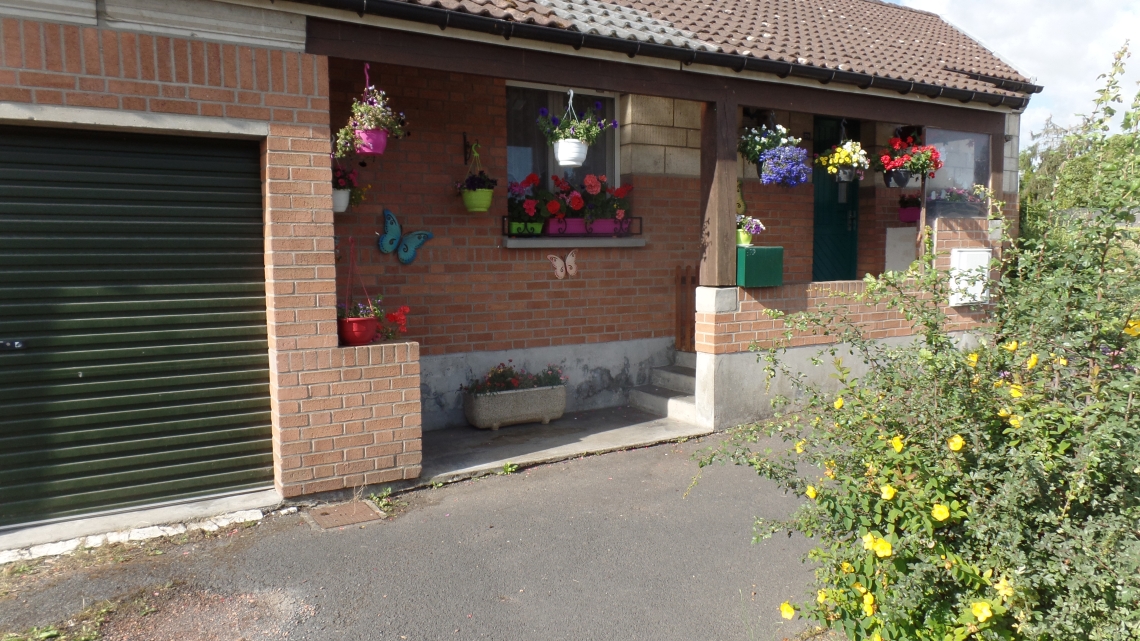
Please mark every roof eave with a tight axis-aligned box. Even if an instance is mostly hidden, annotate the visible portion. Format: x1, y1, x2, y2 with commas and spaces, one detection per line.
294, 0, 1036, 110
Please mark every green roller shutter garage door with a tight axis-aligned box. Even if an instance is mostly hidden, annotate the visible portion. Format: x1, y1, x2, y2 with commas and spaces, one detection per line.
0, 125, 274, 529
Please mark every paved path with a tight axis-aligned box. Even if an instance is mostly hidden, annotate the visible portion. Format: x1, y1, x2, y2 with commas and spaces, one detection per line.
1, 436, 815, 641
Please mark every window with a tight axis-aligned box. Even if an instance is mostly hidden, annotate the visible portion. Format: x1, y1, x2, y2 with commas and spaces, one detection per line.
924, 128, 990, 217
506, 85, 618, 188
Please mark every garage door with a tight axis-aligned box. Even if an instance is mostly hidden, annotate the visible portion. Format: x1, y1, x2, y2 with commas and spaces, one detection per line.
0, 126, 274, 529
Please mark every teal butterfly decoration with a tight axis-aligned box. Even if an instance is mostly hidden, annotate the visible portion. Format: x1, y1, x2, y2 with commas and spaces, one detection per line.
378, 209, 433, 264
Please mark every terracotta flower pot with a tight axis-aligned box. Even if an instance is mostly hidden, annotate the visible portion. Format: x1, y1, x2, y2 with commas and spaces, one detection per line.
337, 317, 378, 346
332, 189, 351, 213
461, 189, 494, 212
354, 129, 388, 155
553, 139, 587, 167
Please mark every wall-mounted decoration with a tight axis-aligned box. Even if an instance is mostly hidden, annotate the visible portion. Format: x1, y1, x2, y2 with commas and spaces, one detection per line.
547, 249, 578, 280
378, 209, 433, 265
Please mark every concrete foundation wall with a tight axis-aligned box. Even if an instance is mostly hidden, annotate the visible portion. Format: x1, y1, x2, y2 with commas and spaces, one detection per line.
420, 337, 674, 430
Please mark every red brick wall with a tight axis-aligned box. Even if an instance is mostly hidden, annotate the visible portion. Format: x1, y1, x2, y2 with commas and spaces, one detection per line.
0, 17, 421, 497
328, 58, 704, 357
741, 179, 814, 284
857, 184, 922, 277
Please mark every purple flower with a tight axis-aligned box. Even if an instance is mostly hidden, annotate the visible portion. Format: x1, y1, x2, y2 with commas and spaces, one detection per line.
539, 107, 549, 117
758, 145, 811, 187
594, 101, 603, 111
551, 116, 561, 126
611, 120, 619, 129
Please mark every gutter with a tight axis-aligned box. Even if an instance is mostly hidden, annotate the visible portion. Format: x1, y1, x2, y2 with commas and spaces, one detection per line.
294, 0, 1038, 110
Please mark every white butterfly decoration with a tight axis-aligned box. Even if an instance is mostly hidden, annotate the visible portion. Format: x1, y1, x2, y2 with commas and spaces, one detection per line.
546, 249, 578, 280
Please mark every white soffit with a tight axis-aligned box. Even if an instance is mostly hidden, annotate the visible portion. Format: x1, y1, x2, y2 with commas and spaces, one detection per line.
100, 0, 305, 51
0, 0, 97, 25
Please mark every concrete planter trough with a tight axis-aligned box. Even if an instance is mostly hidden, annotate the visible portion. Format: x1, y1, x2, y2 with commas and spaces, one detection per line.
463, 385, 566, 430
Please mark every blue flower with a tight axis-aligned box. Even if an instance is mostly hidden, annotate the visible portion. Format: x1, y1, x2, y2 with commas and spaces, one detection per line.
758, 145, 812, 187
611, 120, 619, 129
594, 101, 603, 111
551, 116, 561, 126
539, 107, 549, 117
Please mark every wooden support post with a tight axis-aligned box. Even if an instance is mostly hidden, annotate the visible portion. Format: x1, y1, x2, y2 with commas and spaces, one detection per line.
699, 98, 739, 287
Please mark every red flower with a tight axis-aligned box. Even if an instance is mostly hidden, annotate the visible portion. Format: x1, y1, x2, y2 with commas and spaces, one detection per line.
616, 209, 625, 220
569, 193, 585, 211
599, 175, 608, 183
523, 199, 537, 216
523, 173, 540, 187
510, 378, 520, 388
546, 200, 561, 215
583, 174, 601, 195
613, 184, 632, 198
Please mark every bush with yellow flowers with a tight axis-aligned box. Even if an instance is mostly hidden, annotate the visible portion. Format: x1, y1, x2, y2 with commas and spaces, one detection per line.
702, 201, 1140, 641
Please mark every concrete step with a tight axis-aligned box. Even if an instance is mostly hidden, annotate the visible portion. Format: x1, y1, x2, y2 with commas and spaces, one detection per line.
650, 365, 696, 394
674, 351, 696, 369
629, 385, 698, 425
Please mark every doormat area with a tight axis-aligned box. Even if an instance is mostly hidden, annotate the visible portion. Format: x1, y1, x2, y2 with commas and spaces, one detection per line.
307, 502, 385, 529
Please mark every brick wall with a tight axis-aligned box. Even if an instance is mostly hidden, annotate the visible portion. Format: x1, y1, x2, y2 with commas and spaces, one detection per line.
740, 179, 815, 284
329, 58, 704, 357
0, 17, 421, 497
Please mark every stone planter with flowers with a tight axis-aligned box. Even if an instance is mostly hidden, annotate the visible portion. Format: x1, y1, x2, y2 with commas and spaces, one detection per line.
462, 363, 568, 430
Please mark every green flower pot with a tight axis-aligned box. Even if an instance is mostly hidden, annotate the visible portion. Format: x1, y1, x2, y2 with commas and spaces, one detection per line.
508, 221, 544, 236
462, 189, 494, 212
737, 230, 753, 246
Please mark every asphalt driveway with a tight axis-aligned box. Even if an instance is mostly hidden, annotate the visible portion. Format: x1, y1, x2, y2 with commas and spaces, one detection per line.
1, 435, 816, 641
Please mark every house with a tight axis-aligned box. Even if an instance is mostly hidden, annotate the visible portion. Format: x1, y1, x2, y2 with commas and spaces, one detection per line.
0, 0, 1038, 531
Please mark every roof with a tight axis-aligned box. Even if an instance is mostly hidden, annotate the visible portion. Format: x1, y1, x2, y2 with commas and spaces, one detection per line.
386, 0, 1039, 100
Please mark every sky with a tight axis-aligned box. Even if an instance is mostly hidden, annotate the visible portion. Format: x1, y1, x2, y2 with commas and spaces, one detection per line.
886, 0, 1140, 141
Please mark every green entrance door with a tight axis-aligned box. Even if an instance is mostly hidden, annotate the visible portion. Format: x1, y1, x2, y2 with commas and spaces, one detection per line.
0, 126, 274, 529
812, 118, 859, 281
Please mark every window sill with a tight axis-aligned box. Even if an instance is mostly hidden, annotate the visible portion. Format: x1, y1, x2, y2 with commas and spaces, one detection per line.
502, 237, 647, 249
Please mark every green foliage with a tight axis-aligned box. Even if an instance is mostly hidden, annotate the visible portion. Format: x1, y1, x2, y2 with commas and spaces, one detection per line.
1020, 44, 1140, 238
499, 462, 519, 475
703, 193, 1140, 640
462, 362, 567, 396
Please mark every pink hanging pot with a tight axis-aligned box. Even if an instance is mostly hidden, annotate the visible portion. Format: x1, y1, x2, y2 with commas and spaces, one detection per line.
355, 129, 388, 155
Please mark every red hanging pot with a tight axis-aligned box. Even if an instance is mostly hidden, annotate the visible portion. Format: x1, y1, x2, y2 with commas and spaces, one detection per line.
338, 317, 378, 346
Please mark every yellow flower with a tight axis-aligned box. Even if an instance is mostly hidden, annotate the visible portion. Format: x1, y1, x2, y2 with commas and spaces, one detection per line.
795, 439, 805, 454
1125, 320, 1140, 337
871, 633, 883, 641
1009, 384, 1024, 398
971, 601, 993, 622
853, 582, 867, 594
948, 435, 965, 451
998, 407, 1011, 418
825, 462, 836, 479
841, 562, 855, 573
891, 436, 904, 453
863, 532, 876, 550
993, 380, 1005, 388
1025, 353, 1039, 370
1002, 340, 1019, 352
932, 504, 950, 521
995, 577, 1014, 599
872, 538, 893, 558
805, 485, 817, 500
857, 588, 875, 615
1009, 415, 1022, 428
817, 589, 827, 604
967, 353, 978, 367
880, 485, 897, 500
834, 397, 845, 410
780, 601, 796, 620
1056, 356, 1068, 367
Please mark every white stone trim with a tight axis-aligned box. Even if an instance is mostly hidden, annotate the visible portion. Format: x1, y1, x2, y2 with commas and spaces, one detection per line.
0, 0, 96, 26
0, 103, 270, 138
695, 286, 739, 313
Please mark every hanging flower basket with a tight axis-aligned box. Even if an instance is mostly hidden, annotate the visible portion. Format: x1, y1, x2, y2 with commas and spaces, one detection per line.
354, 128, 388, 155
554, 139, 588, 167
333, 189, 351, 213
334, 63, 408, 158
337, 317, 378, 346
835, 167, 857, 183
884, 169, 912, 188
816, 140, 869, 184
461, 189, 494, 212
537, 90, 618, 169
738, 124, 809, 187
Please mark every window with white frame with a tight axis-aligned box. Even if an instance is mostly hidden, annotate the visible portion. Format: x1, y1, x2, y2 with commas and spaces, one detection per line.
506, 84, 618, 189
924, 128, 990, 217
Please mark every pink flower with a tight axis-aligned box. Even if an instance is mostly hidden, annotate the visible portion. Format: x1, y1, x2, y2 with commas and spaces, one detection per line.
569, 193, 585, 211
583, 174, 601, 195
523, 199, 537, 216
615, 209, 625, 220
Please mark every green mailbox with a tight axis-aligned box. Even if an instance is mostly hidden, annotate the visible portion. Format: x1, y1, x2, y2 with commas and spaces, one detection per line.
737, 246, 784, 288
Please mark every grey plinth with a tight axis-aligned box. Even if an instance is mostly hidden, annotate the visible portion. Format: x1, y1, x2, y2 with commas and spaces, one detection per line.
463, 386, 567, 430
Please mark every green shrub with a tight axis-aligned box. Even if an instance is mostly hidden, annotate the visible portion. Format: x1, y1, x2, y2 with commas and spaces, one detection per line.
703, 197, 1140, 640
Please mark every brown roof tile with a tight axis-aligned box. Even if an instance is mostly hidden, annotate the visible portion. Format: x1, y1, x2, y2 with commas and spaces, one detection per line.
388, 0, 1035, 96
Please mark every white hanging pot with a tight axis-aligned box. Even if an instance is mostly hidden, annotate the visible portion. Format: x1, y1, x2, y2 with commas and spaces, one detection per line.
332, 188, 351, 213
554, 139, 588, 167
